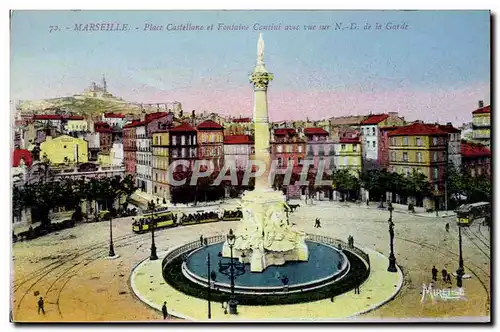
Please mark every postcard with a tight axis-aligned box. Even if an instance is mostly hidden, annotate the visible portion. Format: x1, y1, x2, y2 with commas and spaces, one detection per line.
10, 9, 491, 323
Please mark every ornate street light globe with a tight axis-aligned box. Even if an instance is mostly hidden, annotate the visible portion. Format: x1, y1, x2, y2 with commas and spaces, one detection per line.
227, 229, 236, 246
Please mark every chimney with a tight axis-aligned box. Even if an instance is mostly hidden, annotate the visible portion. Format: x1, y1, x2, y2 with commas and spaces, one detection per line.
446, 122, 452, 127
478, 100, 484, 108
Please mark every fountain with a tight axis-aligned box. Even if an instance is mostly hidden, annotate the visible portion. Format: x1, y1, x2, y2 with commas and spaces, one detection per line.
220, 33, 309, 272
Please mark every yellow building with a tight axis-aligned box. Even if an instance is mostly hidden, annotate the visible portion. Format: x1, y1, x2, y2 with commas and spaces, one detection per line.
334, 137, 362, 176
151, 131, 170, 199
97, 153, 112, 166
40, 135, 88, 164
388, 123, 448, 209
472, 102, 491, 147
65, 119, 88, 132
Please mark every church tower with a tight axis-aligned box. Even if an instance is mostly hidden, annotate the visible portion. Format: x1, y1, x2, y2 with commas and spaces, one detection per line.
102, 74, 107, 93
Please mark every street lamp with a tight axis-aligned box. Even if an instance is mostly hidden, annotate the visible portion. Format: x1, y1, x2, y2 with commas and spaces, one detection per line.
387, 202, 397, 273
108, 212, 115, 257
218, 228, 246, 315
207, 253, 217, 319
456, 218, 468, 288
149, 200, 158, 261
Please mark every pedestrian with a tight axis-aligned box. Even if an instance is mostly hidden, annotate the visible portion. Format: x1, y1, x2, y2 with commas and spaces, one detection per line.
317, 219, 322, 228
432, 266, 438, 281
354, 285, 360, 294
445, 223, 449, 232
37, 297, 45, 315
441, 268, 448, 282
200, 235, 204, 246
314, 218, 318, 228
162, 301, 168, 319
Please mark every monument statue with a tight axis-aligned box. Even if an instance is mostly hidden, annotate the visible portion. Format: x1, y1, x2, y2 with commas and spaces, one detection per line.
257, 32, 265, 64
221, 34, 309, 272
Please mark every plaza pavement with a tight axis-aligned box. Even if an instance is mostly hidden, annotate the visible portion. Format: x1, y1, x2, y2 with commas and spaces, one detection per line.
11, 198, 490, 322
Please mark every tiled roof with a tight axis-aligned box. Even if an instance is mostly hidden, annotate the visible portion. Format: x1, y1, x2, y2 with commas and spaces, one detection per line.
231, 117, 251, 123
388, 123, 449, 136
360, 114, 390, 125
304, 127, 329, 135
13, 149, 33, 167
339, 137, 360, 143
472, 105, 491, 115
224, 135, 253, 144
95, 122, 112, 133
67, 115, 85, 120
274, 128, 297, 136
461, 140, 491, 158
123, 120, 143, 129
104, 112, 125, 118
169, 122, 197, 132
438, 124, 461, 134
198, 120, 224, 130
145, 112, 170, 122
33, 115, 63, 120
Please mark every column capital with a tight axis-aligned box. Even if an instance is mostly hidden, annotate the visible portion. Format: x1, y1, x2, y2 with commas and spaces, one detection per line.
249, 71, 274, 90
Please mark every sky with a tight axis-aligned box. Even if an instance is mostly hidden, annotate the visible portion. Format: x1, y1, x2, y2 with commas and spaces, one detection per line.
10, 10, 491, 124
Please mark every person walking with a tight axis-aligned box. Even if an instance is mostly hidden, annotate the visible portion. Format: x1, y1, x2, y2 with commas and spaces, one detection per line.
441, 268, 448, 282
316, 219, 322, 228
37, 297, 45, 315
354, 285, 360, 294
445, 223, 450, 232
162, 301, 168, 319
432, 266, 438, 281
200, 235, 204, 246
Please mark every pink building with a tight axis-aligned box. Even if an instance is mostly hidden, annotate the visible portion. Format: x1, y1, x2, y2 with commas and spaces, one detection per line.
223, 135, 254, 171
303, 127, 334, 172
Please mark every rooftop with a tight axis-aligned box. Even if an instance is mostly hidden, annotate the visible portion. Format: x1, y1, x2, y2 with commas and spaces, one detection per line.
104, 112, 126, 119
197, 120, 224, 130
304, 127, 329, 136
472, 105, 491, 115
274, 128, 297, 136
224, 135, 254, 144
461, 140, 491, 158
360, 114, 390, 125
388, 123, 449, 137
169, 122, 197, 132
339, 137, 360, 144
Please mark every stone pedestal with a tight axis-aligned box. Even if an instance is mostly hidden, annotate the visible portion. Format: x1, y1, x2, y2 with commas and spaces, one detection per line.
222, 189, 309, 272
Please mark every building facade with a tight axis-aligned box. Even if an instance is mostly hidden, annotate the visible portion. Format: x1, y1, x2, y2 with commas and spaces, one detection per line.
461, 140, 491, 177
438, 123, 462, 169
303, 127, 334, 172
388, 123, 449, 208
40, 135, 89, 164
333, 136, 362, 176
472, 101, 491, 147
271, 128, 306, 173
135, 122, 152, 194
197, 120, 224, 171
223, 135, 254, 171
123, 121, 140, 177
152, 131, 171, 200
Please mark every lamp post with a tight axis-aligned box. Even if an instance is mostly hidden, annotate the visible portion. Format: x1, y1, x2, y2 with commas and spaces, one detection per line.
218, 229, 246, 315
108, 213, 115, 257
387, 202, 397, 273
149, 200, 158, 261
207, 253, 216, 319
456, 221, 465, 288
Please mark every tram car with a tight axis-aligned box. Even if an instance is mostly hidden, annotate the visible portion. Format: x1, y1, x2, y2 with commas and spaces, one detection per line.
222, 208, 243, 221
455, 202, 491, 226
132, 207, 177, 234
178, 210, 220, 226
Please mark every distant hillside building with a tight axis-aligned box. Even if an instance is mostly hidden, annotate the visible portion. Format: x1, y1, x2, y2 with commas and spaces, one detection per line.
83, 75, 112, 98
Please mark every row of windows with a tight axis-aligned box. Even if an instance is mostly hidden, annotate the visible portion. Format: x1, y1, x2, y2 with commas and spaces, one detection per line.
362, 127, 377, 136
390, 151, 444, 163
390, 136, 443, 147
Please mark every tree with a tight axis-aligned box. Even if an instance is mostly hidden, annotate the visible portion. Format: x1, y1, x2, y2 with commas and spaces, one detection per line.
403, 170, 431, 203
332, 169, 360, 201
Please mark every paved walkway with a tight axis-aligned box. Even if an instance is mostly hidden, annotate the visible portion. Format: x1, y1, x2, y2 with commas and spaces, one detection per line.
130, 247, 403, 321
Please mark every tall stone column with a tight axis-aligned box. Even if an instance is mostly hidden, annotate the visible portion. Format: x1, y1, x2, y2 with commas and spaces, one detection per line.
249, 33, 274, 190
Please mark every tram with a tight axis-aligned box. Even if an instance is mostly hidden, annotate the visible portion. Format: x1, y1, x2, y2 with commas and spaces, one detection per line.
132, 207, 177, 233
456, 202, 491, 226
